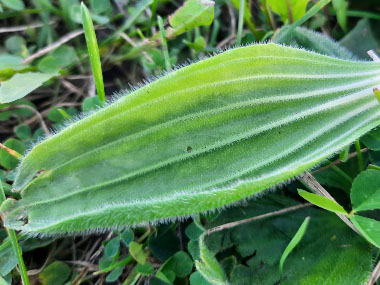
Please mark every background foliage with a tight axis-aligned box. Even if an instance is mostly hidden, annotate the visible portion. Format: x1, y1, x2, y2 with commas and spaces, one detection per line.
1, 0, 380, 284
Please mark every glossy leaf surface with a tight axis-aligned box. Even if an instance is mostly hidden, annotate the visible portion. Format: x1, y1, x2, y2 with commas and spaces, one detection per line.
351, 169, 380, 212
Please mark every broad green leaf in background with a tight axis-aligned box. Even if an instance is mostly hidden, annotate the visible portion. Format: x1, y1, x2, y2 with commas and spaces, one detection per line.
90, 0, 110, 14
298, 190, 348, 214
38, 261, 71, 285
4, 44, 380, 235
0, 0, 25, 11
332, 0, 348, 32
47, 107, 65, 124
104, 237, 120, 258
274, 26, 354, 60
156, 251, 193, 280
167, 0, 215, 37
5, 36, 25, 55
184, 36, 206, 52
0, 275, 9, 285
38, 45, 78, 73
350, 215, 380, 248
38, 56, 60, 74
202, 194, 373, 284
340, 19, 378, 59
268, 0, 309, 23
14, 125, 32, 141
0, 54, 26, 81
136, 262, 154, 275
0, 240, 17, 277
69, 4, 109, 24
279, 216, 310, 278
148, 225, 181, 262
81, 96, 103, 113
120, 229, 134, 247
361, 128, 380, 150
0, 72, 57, 103
59, 0, 80, 30
350, 170, 380, 212
106, 266, 123, 282
0, 138, 25, 170
0, 54, 24, 70
51, 45, 78, 68
129, 242, 148, 264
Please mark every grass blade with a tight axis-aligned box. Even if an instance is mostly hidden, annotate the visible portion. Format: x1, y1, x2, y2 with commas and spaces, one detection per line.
236, 0, 245, 45
0, 183, 29, 285
279, 216, 310, 279
157, 15, 171, 71
298, 189, 348, 215
81, 2, 105, 102
275, 0, 331, 43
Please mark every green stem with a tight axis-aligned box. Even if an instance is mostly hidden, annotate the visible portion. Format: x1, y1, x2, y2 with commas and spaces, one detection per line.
368, 164, 380, 171
94, 255, 133, 275
157, 15, 171, 71
261, 0, 276, 30
275, 0, 331, 43
0, 183, 29, 285
345, 10, 380, 21
149, 0, 158, 35
331, 165, 353, 184
137, 229, 151, 243
236, 0, 245, 46
355, 140, 364, 172
286, 0, 293, 24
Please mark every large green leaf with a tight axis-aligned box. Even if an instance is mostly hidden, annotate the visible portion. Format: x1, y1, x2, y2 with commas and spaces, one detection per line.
0, 72, 57, 103
3, 44, 380, 235
350, 215, 380, 248
340, 19, 378, 60
202, 194, 373, 284
268, 0, 309, 23
362, 128, 380, 150
350, 170, 380, 212
168, 0, 215, 37
38, 261, 71, 285
0, 54, 24, 70
274, 26, 354, 60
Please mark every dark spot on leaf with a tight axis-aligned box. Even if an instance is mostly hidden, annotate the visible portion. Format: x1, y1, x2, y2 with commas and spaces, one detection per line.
18, 214, 29, 226
186, 146, 192, 153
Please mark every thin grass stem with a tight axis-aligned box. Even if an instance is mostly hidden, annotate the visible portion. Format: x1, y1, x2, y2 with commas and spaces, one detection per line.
157, 15, 171, 71
81, 2, 105, 102
236, 0, 245, 45
0, 183, 29, 285
355, 140, 364, 172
